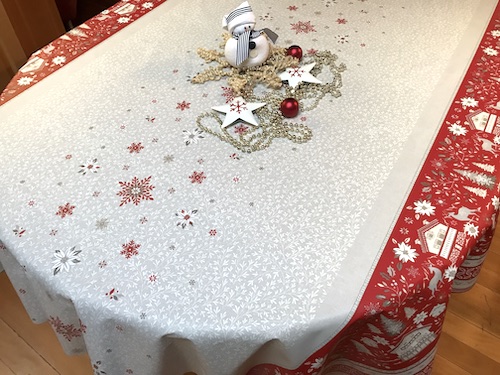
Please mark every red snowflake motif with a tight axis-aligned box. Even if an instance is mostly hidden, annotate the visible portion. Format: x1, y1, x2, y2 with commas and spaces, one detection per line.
289, 67, 304, 77
120, 240, 140, 259
49, 229, 58, 236
19, 288, 26, 294
127, 142, 144, 154
307, 48, 318, 55
336, 18, 347, 24
176, 101, 191, 111
209, 229, 217, 236
230, 99, 247, 114
98, 260, 107, 268
288, 5, 298, 10
27, 200, 35, 207
221, 86, 235, 103
56, 203, 75, 218
290, 21, 316, 34
149, 274, 158, 283
65, 154, 72, 160
300, 116, 307, 121
48, 316, 86, 341
93, 191, 101, 197
234, 124, 249, 134
140, 216, 148, 224
189, 171, 206, 184
145, 116, 155, 123
117, 176, 155, 206
230, 153, 240, 160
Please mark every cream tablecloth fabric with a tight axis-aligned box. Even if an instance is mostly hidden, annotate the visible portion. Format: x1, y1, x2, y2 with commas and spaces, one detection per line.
1, 0, 499, 374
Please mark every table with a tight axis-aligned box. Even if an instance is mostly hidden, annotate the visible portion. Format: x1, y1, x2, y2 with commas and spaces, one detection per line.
1, 0, 500, 374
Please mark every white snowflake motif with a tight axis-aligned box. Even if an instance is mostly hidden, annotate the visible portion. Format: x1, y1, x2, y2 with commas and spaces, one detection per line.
17, 76, 34, 86
364, 302, 381, 316
460, 96, 478, 107
483, 47, 498, 56
393, 242, 418, 263
52, 56, 66, 65
117, 17, 130, 24
305, 356, 325, 373
175, 209, 198, 229
492, 196, 500, 210
464, 222, 479, 238
413, 200, 435, 216
494, 135, 500, 144
79, 158, 100, 175
52, 246, 81, 275
430, 303, 446, 317
448, 122, 467, 136
413, 311, 428, 325
183, 128, 204, 146
142, 2, 154, 9
444, 265, 458, 282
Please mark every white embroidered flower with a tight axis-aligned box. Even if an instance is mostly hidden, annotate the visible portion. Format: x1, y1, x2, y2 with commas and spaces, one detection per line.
413, 200, 435, 216
460, 96, 478, 107
142, 1, 154, 8
484, 47, 499, 56
430, 303, 446, 317
444, 265, 458, 282
17, 76, 34, 86
448, 122, 467, 136
413, 311, 428, 324
491, 30, 500, 37
117, 17, 131, 23
183, 128, 204, 145
52, 246, 81, 275
464, 222, 479, 238
309, 356, 324, 369
492, 196, 500, 210
393, 242, 418, 263
52, 55, 66, 65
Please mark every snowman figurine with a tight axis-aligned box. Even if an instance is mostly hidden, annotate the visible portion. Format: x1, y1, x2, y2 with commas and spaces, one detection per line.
222, 2, 272, 68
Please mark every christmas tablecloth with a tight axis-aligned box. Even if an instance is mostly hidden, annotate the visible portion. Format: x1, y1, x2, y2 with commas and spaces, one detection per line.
1, 0, 500, 374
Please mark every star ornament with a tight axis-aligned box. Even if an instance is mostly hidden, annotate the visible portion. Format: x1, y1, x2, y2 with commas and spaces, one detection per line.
279, 62, 322, 88
212, 96, 266, 128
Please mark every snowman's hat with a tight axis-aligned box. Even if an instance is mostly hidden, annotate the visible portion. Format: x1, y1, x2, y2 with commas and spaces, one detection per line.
222, 1, 255, 33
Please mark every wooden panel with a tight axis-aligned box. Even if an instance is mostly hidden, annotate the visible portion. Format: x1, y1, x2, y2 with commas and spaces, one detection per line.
441, 311, 500, 362
447, 282, 500, 337
477, 251, 500, 294
0, 319, 59, 375
436, 332, 500, 374
0, 273, 93, 375
0, 0, 65, 56
0, 359, 15, 375
0, 0, 26, 91
432, 354, 471, 375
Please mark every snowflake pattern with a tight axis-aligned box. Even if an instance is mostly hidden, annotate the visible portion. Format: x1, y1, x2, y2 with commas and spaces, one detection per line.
56, 203, 75, 218
117, 176, 155, 206
120, 240, 141, 259
290, 20, 317, 34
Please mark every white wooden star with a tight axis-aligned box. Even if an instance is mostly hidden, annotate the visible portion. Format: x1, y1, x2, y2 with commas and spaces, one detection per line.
279, 62, 322, 88
212, 96, 266, 128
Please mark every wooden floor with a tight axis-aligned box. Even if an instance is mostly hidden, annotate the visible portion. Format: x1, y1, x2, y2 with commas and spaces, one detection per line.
0, 232, 499, 375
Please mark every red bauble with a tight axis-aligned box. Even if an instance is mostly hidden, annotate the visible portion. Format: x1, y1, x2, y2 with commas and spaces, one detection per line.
287, 45, 303, 60
280, 98, 299, 118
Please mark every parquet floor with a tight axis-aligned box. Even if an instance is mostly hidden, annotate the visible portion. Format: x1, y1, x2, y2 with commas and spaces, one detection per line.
1, 231, 500, 374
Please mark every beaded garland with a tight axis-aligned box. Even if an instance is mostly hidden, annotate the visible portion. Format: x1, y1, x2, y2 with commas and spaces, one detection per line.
192, 35, 346, 152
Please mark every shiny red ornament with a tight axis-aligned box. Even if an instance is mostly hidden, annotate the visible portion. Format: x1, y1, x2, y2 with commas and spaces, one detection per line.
286, 45, 303, 60
280, 98, 299, 118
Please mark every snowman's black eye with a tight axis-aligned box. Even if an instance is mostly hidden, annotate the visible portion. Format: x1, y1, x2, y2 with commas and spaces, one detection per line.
249, 41, 256, 49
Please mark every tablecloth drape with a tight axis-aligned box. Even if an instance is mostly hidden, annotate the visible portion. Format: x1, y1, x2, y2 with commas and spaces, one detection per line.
1, 1, 500, 374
